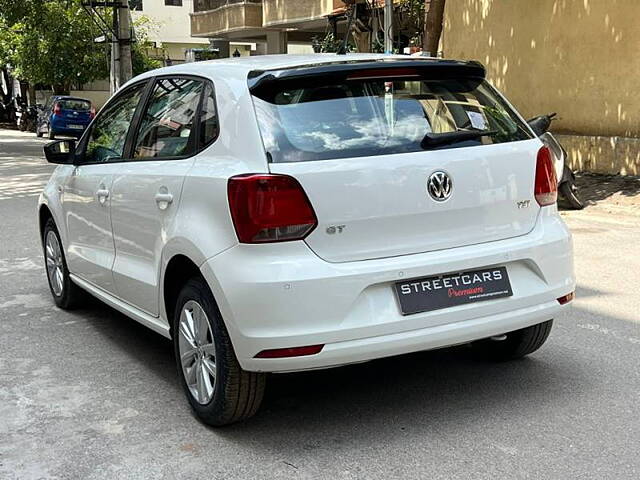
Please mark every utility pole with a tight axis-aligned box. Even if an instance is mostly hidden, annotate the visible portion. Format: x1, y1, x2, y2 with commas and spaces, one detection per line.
82, 1, 132, 94
384, 0, 393, 54
117, 0, 133, 87
110, 5, 119, 94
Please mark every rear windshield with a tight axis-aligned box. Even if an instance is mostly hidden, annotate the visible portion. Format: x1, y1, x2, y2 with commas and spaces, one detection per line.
251, 74, 532, 163
58, 99, 91, 111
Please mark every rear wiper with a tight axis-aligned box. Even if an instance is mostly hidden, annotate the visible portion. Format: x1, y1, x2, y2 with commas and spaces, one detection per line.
420, 129, 497, 149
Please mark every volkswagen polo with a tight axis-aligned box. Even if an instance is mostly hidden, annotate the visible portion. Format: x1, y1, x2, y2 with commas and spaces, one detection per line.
38, 54, 575, 425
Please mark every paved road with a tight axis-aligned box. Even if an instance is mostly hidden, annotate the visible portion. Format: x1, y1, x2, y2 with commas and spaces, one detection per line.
1, 128, 638, 479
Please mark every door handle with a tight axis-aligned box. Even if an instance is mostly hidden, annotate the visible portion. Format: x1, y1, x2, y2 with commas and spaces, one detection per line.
96, 188, 110, 205
155, 192, 174, 210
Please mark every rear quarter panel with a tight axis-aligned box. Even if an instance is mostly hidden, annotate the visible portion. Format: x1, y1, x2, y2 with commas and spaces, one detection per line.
159, 74, 269, 321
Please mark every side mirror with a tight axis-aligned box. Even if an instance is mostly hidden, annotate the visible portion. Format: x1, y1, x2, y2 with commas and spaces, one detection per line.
44, 139, 76, 164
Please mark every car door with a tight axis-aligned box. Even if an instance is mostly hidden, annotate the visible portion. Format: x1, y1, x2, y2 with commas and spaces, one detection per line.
109, 76, 207, 316
62, 81, 148, 294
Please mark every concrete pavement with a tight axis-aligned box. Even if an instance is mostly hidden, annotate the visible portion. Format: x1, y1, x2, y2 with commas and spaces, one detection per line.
0, 128, 638, 479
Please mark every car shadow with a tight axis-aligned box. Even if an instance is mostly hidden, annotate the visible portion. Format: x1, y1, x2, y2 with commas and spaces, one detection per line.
73, 293, 598, 449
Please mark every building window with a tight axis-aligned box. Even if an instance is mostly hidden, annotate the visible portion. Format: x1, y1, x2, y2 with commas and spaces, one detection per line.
165, 0, 182, 6
129, 0, 143, 10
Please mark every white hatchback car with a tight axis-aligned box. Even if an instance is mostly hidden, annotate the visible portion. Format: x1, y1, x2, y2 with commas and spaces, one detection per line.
38, 54, 575, 425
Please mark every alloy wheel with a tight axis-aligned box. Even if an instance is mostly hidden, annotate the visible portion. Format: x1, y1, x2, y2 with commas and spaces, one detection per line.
178, 300, 217, 405
45, 230, 64, 297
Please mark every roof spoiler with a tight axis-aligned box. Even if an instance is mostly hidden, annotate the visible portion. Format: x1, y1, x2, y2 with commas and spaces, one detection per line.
248, 59, 486, 92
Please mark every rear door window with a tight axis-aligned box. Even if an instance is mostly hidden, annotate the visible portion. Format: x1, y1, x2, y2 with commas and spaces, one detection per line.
251, 73, 532, 163
133, 77, 203, 159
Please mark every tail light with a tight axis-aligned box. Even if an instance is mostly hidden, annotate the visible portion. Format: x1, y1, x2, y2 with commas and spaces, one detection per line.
227, 174, 317, 243
53, 103, 61, 115
90, 107, 96, 119
534, 146, 558, 206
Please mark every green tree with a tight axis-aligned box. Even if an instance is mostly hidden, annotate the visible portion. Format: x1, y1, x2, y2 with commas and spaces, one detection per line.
0, 0, 162, 95
0, 0, 108, 93
131, 15, 163, 76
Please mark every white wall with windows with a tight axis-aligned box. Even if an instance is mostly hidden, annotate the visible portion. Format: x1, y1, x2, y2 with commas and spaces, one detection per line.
131, 0, 210, 63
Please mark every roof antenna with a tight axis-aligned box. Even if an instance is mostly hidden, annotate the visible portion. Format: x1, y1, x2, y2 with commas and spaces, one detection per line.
337, 6, 355, 55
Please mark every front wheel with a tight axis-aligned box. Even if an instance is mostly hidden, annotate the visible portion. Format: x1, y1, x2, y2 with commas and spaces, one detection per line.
173, 277, 266, 426
471, 320, 553, 361
47, 126, 55, 140
43, 218, 84, 309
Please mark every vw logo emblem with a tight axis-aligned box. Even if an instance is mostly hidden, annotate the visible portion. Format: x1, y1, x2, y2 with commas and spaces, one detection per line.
427, 171, 452, 201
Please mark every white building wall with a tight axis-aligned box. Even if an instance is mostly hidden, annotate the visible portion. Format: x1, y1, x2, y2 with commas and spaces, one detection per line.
132, 0, 209, 46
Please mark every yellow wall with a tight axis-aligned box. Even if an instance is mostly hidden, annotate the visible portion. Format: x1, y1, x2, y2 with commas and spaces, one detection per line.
442, 0, 640, 138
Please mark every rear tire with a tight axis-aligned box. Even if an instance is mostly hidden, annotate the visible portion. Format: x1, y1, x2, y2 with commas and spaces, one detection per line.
43, 218, 84, 309
48, 127, 55, 140
472, 320, 553, 361
36, 128, 43, 138
559, 168, 584, 210
173, 277, 266, 426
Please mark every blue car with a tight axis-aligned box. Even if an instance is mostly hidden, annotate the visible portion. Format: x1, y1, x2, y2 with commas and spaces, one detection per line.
36, 96, 94, 139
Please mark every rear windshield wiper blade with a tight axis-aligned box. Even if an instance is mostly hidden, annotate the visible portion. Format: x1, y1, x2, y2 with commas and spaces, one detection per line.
420, 129, 497, 149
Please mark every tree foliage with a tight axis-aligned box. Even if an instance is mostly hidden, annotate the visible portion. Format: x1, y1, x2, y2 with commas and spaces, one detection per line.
0, 0, 109, 93
131, 15, 163, 76
0, 0, 162, 93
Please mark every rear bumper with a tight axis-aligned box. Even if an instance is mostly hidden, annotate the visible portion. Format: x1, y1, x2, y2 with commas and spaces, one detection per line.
200, 207, 574, 372
50, 117, 88, 136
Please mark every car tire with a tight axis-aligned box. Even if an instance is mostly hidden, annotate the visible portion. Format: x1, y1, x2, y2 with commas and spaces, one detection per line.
48, 127, 55, 140
36, 128, 43, 138
471, 320, 553, 361
173, 277, 266, 426
43, 218, 84, 309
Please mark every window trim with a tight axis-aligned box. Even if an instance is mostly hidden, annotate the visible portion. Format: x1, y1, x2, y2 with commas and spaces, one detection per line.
76, 74, 219, 166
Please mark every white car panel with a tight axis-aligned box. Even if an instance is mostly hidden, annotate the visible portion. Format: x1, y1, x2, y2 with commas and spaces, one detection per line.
110, 158, 195, 316
62, 164, 118, 294
270, 139, 542, 263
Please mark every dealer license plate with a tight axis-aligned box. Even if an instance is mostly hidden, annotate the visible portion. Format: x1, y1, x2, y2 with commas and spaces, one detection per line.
394, 266, 512, 315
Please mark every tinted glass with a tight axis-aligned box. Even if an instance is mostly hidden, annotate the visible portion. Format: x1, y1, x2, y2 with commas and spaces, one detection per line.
84, 83, 146, 163
59, 99, 91, 111
252, 76, 532, 163
199, 83, 219, 147
133, 78, 202, 159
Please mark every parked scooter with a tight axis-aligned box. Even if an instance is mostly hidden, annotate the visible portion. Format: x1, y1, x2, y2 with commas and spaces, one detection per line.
16, 104, 38, 132
527, 113, 584, 210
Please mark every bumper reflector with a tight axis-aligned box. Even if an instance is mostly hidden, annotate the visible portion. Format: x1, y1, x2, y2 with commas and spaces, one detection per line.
557, 292, 575, 305
255, 344, 324, 359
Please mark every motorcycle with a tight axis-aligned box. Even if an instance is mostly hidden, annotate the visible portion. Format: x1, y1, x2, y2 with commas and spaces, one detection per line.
16, 104, 38, 132
527, 113, 584, 210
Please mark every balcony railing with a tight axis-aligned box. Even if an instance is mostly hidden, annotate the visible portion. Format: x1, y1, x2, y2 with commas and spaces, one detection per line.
194, 0, 261, 13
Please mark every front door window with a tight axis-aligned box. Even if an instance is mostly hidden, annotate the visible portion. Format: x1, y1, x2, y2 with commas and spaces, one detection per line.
84, 83, 146, 163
